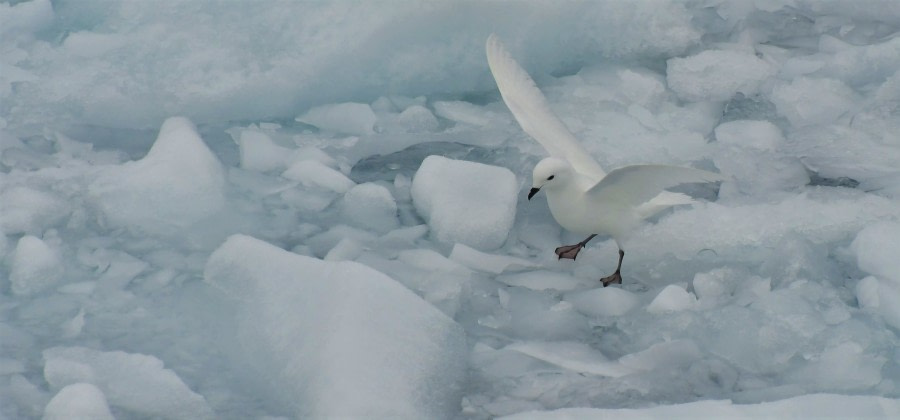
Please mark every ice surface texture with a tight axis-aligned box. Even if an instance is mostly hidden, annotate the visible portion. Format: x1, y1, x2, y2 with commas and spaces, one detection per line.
204, 234, 467, 419
3, 0, 900, 419
2, 0, 700, 130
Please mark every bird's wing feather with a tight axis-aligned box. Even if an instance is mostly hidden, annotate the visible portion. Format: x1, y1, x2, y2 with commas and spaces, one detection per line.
588, 164, 725, 208
486, 34, 606, 179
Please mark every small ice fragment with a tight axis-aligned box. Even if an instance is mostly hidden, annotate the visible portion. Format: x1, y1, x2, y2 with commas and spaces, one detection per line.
449, 244, 537, 274
647, 285, 697, 313
296, 102, 377, 136
282, 160, 355, 193
10, 235, 63, 296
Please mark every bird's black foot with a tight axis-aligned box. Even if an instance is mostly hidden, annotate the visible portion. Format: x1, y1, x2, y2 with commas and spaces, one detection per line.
555, 243, 584, 260
601, 271, 622, 287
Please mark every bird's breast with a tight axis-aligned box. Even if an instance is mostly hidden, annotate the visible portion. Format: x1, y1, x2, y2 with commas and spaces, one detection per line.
544, 189, 622, 235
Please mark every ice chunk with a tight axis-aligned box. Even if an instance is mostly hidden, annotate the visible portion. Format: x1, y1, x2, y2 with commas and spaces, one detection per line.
43, 383, 114, 420
504, 341, 634, 377
856, 276, 881, 310
824, 37, 900, 87
785, 342, 884, 391
714, 120, 784, 152
237, 130, 292, 172
10, 235, 63, 296
396, 249, 470, 274
618, 340, 702, 371
851, 221, 900, 284
433, 101, 501, 126
282, 159, 355, 193
856, 277, 900, 330
449, 244, 537, 274
296, 102, 377, 136
667, 50, 775, 102
304, 225, 377, 258
616, 69, 667, 110
769, 77, 858, 127
630, 190, 899, 262
89, 117, 225, 233
647, 285, 697, 313
203, 234, 467, 419
357, 252, 467, 317
0, 186, 69, 235
499, 287, 587, 341
397, 105, 440, 133
43, 347, 213, 420
339, 183, 400, 234
411, 156, 518, 250
786, 123, 899, 186
322, 237, 364, 261
565, 287, 639, 317
496, 270, 589, 291
499, 394, 900, 419
289, 146, 339, 168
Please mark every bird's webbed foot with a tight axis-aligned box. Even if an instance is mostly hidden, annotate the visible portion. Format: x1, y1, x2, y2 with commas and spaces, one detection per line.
601, 271, 622, 287
554, 243, 585, 260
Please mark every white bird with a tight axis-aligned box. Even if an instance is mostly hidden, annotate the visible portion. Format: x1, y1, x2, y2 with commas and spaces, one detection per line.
486, 34, 724, 286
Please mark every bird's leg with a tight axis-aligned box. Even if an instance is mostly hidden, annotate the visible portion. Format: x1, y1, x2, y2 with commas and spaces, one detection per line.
554, 234, 597, 260
600, 249, 624, 287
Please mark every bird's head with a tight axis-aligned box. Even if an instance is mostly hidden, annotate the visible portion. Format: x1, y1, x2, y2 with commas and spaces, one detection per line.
529, 157, 572, 200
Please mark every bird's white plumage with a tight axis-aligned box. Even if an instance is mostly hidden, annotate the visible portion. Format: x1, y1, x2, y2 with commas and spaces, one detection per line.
589, 164, 725, 209
486, 34, 606, 181
486, 34, 724, 247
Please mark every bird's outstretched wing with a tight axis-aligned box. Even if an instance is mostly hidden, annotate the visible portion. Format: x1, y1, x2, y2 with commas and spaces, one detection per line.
486, 34, 606, 180
587, 164, 725, 208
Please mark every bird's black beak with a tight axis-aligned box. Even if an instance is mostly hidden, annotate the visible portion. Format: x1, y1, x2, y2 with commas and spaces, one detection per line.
527, 187, 540, 200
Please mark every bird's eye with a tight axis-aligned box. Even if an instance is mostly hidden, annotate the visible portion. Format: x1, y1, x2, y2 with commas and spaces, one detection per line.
547, 175, 555, 180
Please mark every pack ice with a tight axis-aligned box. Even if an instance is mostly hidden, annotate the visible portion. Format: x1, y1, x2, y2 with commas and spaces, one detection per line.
203, 234, 467, 418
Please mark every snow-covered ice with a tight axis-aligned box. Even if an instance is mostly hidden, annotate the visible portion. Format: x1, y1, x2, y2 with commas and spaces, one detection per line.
43, 383, 114, 420
339, 182, 400, 233
412, 156, 518, 250
9, 235, 63, 296
3, 1, 900, 419
43, 346, 214, 419
646, 285, 698, 314
88, 117, 226, 234
0, 186, 68, 235
204, 234, 467, 418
